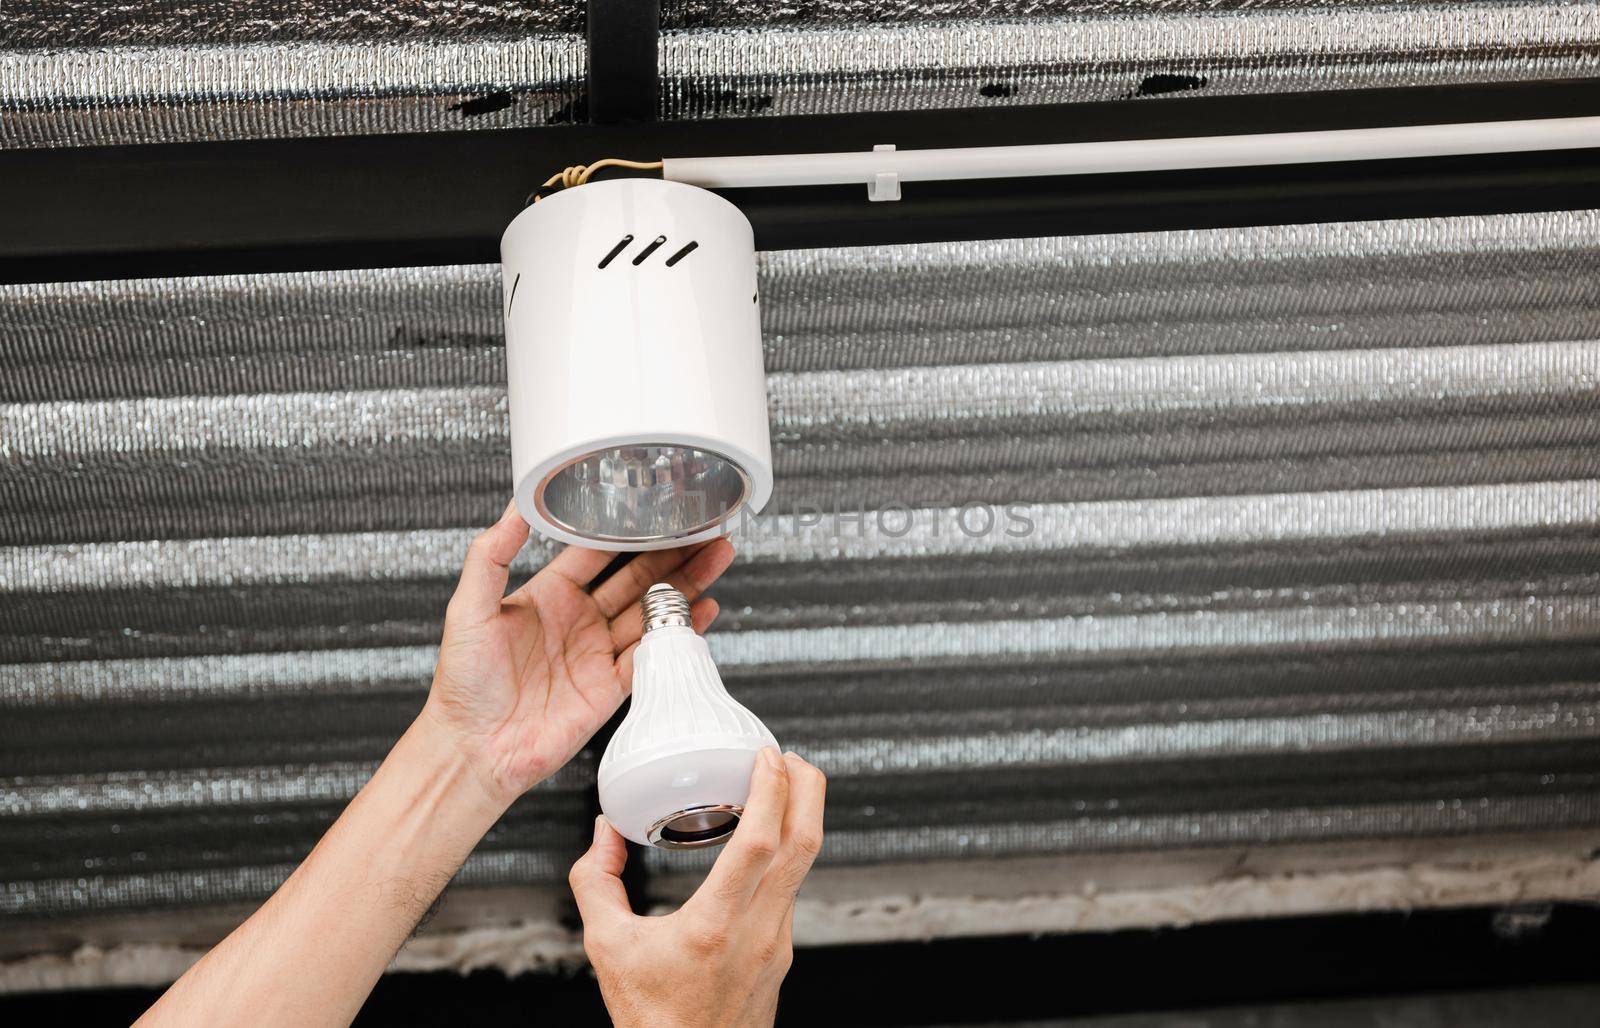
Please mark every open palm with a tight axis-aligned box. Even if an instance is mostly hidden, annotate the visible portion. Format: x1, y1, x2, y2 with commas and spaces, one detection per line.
424, 502, 734, 806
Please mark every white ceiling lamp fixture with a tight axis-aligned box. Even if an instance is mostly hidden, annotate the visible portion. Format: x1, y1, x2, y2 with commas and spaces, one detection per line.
501, 166, 772, 551
499, 115, 1599, 551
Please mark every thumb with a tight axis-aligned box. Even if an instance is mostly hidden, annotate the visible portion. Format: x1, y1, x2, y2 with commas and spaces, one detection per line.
447, 501, 529, 624
568, 816, 634, 928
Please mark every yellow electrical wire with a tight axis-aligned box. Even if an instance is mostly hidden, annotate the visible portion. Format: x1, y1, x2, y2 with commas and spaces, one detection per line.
531, 158, 664, 203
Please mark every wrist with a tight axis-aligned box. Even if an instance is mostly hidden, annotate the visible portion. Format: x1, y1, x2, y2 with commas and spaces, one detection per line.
416, 694, 556, 809
392, 711, 515, 837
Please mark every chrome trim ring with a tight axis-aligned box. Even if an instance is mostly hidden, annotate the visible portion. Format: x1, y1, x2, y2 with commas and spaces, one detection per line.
647, 803, 744, 849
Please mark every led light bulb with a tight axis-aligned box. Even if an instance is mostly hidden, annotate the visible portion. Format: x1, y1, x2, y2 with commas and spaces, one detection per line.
599, 584, 778, 849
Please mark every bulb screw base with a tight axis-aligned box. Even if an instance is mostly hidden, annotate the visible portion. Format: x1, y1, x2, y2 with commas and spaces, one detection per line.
641, 583, 693, 633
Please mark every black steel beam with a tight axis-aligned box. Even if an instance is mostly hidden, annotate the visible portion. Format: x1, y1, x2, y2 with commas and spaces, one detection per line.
6, 905, 1600, 1023
3, 78, 1600, 284
586, 0, 660, 124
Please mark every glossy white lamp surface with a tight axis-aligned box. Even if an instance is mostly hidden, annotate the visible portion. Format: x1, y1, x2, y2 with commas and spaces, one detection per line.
500, 178, 773, 551
599, 585, 778, 848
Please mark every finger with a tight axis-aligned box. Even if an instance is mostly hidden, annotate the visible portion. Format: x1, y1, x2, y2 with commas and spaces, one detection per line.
689, 747, 788, 918
692, 597, 721, 634
608, 538, 736, 651
771, 902, 797, 980
541, 543, 617, 591
568, 816, 634, 930
614, 597, 718, 685
590, 542, 713, 619
753, 753, 827, 918
446, 501, 529, 624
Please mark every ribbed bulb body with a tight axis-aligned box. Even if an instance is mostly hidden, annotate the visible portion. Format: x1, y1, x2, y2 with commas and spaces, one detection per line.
598, 585, 778, 848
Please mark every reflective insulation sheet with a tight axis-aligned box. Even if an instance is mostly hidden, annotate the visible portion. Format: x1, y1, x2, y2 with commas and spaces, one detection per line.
4, 208, 1600, 918
1, 1, 586, 148
7, 1, 1600, 147
658, 1, 1600, 119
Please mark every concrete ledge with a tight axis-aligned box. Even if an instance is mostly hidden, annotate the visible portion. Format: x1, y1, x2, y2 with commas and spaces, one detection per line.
4, 830, 1599, 993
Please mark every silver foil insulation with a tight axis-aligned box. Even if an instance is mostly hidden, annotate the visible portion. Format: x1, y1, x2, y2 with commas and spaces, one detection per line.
4, 1, 1598, 145
4, 208, 1600, 916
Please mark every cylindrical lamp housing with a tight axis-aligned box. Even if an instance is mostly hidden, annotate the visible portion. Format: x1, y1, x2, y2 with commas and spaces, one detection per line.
501, 179, 772, 550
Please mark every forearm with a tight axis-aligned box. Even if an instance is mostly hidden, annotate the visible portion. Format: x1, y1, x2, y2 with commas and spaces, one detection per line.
138, 714, 510, 1028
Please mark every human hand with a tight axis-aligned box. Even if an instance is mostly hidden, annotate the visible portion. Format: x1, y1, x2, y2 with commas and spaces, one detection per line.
423, 501, 736, 809
569, 748, 827, 1028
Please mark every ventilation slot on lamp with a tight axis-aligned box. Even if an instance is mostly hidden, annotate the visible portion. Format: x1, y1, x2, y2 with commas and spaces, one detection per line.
665, 241, 699, 267
505, 273, 520, 315
632, 235, 668, 265
598, 234, 634, 268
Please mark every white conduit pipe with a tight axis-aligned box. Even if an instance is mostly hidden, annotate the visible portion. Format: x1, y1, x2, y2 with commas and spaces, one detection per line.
662, 116, 1600, 200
